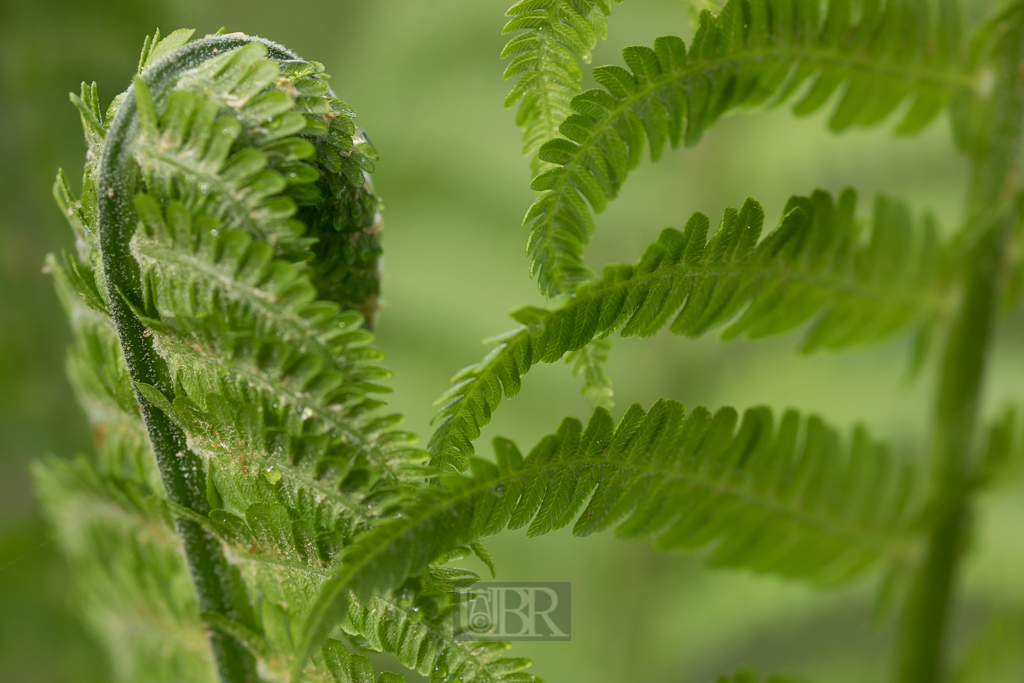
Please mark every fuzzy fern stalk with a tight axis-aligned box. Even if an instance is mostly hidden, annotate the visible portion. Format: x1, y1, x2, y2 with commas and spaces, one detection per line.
36, 3, 1024, 683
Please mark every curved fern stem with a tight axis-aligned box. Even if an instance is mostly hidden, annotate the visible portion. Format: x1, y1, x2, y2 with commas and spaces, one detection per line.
895, 6, 1024, 682
97, 34, 303, 683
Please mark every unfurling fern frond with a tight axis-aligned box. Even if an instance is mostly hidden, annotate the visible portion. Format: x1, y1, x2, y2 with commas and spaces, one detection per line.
130, 42, 383, 313
431, 190, 952, 471
301, 399, 922, 665
525, 0, 971, 294
40, 29, 504, 683
501, 0, 624, 166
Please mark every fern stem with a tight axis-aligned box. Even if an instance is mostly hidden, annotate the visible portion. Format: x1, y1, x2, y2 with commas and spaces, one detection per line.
895, 226, 1005, 683
895, 10, 1024, 682
97, 35, 303, 683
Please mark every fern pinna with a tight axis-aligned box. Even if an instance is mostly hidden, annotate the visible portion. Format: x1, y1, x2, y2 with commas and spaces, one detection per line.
517, 0, 970, 295
36, 0, 1024, 681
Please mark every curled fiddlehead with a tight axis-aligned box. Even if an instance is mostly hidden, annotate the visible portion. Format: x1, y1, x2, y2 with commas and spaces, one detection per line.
100, 33, 317, 682
46, 29, 436, 683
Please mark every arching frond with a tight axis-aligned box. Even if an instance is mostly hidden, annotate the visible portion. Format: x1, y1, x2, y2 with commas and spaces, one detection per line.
301, 399, 923, 667
525, 0, 970, 294
431, 190, 952, 471
501, 0, 624, 166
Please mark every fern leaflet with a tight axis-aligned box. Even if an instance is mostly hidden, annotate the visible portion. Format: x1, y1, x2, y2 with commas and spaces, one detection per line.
525, 0, 969, 294
301, 399, 922, 666
430, 190, 952, 471
565, 337, 614, 408
502, 0, 624, 166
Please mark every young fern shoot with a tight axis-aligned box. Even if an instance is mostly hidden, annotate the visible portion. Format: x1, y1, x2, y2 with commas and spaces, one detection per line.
38, 2, 1024, 683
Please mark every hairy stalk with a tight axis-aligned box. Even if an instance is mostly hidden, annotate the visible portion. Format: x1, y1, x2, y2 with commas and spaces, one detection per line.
895, 10, 1024, 682
97, 34, 303, 683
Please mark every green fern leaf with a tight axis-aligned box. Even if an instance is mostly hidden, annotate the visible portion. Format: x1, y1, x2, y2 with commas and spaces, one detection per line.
502, 0, 624, 166
431, 190, 952, 471
301, 399, 922, 667
525, 0, 971, 294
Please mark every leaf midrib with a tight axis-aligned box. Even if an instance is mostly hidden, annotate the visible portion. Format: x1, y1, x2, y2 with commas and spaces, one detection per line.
307, 437, 920, 659
134, 236, 352, 369
136, 143, 277, 243
150, 325, 374, 449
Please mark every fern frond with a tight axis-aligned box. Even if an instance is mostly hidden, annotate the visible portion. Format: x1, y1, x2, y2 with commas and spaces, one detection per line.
501, 0, 623, 165
115, 41, 426, 519
132, 42, 381, 276
301, 399, 922, 666
525, 0, 970, 294
42, 30, 471, 683
343, 595, 537, 682
431, 190, 952, 471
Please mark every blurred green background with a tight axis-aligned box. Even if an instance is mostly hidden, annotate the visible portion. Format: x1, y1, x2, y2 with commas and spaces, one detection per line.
1, 0, 1022, 681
